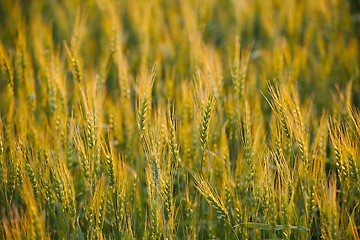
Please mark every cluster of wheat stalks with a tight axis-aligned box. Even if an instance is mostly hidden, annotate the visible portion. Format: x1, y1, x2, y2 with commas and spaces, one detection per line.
0, 0, 359, 239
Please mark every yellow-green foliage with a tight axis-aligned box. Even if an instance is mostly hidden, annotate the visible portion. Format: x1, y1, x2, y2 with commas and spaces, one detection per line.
0, 0, 359, 239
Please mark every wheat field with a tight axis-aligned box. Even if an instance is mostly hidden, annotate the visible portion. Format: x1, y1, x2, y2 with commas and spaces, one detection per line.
0, 0, 359, 239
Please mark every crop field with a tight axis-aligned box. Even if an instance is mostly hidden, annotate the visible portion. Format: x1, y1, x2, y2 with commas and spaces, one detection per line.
0, 0, 359, 239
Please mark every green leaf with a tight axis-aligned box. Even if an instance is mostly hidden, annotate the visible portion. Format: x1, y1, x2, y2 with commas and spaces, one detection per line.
77, 219, 85, 240
240, 223, 309, 232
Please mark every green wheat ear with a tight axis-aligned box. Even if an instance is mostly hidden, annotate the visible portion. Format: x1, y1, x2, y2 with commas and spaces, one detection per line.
137, 95, 148, 140
64, 42, 82, 84
168, 106, 180, 172
194, 174, 229, 220
199, 93, 217, 171
199, 96, 212, 150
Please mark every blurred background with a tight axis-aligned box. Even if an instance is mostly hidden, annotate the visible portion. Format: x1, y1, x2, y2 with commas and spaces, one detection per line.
0, 0, 359, 117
